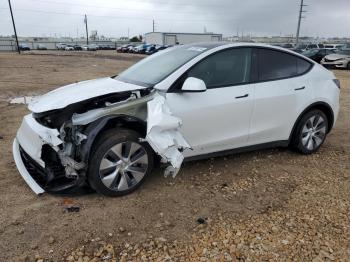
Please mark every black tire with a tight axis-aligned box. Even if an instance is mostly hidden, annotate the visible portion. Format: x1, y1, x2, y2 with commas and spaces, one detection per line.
347, 62, 350, 70
87, 128, 154, 197
292, 109, 328, 154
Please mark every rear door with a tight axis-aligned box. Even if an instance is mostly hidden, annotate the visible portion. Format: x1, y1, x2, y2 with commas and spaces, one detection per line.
166, 48, 255, 157
248, 48, 313, 145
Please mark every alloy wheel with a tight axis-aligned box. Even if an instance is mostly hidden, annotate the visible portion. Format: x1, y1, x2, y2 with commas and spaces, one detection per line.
99, 141, 148, 191
301, 115, 327, 151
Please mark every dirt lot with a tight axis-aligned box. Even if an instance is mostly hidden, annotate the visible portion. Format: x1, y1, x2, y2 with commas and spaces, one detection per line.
0, 51, 349, 261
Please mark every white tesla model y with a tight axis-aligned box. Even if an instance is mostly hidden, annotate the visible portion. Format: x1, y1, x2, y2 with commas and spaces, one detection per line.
13, 43, 340, 196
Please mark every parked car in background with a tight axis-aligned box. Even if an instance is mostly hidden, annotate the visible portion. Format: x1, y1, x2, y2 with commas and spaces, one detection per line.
56, 43, 67, 50
106, 45, 115, 50
281, 43, 295, 49
302, 49, 336, 63
134, 44, 153, 54
36, 44, 47, 50
321, 49, 350, 69
273, 43, 295, 49
13, 43, 340, 197
292, 43, 324, 53
117, 44, 133, 53
97, 44, 114, 50
324, 44, 345, 50
18, 44, 30, 51
73, 45, 82, 51
127, 45, 137, 53
145, 45, 169, 55
82, 44, 98, 51
65, 45, 75, 51
87, 44, 98, 51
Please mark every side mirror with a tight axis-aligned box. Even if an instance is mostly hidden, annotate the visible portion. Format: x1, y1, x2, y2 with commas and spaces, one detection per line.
181, 77, 207, 92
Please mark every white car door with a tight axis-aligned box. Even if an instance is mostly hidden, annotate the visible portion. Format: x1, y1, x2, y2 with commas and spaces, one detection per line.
166, 48, 255, 157
248, 48, 314, 145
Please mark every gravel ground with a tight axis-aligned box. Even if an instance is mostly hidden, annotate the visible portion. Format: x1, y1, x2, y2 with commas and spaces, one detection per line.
0, 51, 349, 262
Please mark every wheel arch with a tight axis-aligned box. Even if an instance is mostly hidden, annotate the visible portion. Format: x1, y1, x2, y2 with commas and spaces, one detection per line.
79, 115, 147, 164
289, 101, 334, 143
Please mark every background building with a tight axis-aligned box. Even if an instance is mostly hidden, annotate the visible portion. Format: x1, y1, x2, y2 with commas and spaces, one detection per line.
145, 32, 222, 45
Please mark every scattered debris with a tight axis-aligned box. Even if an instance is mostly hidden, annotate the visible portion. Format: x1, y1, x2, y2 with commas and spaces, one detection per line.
64, 206, 80, 213
8, 96, 36, 105
62, 198, 80, 213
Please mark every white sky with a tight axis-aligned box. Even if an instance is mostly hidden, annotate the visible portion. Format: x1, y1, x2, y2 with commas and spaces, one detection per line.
0, 0, 349, 38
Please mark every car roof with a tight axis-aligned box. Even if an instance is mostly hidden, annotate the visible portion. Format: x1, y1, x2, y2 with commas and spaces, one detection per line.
183, 42, 316, 64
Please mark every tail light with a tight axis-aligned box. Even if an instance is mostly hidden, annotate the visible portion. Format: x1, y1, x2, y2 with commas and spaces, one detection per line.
333, 79, 341, 89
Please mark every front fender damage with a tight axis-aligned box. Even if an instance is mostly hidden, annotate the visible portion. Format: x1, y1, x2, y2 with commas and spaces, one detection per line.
73, 91, 191, 178
145, 95, 191, 177
72, 91, 191, 178
17, 91, 190, 194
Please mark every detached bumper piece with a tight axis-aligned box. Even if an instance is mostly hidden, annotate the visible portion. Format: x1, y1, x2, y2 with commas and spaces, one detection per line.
13, 139, 81, 195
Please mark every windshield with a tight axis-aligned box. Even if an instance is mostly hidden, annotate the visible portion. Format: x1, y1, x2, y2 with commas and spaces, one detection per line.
116, 45, 210, 86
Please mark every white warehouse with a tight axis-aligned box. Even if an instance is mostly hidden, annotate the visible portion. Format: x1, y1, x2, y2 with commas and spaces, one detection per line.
145, 32, 222, 46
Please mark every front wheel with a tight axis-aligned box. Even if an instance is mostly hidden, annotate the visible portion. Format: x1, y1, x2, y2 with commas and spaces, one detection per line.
292, 110, 328, 154
88, 129, 154, 197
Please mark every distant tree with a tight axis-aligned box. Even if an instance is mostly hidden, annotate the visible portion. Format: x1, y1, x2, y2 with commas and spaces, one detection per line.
130, 36, 141, 42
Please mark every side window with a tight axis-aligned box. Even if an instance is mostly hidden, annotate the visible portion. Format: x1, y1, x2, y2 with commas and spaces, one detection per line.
258, 49, 297, 81
187, 48, 252, 88
296, 57, 312, 74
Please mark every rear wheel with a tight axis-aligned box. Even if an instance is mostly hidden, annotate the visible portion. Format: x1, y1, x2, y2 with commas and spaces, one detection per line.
347, 62, 350, 70
88, 129, 154, 197
292, 110, 328, 154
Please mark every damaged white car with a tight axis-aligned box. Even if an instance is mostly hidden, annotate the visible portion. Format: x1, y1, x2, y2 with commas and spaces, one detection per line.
13, 43, 340, 196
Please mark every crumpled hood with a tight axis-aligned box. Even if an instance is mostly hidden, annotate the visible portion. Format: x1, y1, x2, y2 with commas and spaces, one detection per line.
324, 54, 350, 61
29, 77, 146, 113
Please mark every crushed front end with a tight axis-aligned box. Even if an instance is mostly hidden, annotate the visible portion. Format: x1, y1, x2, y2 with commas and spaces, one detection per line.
13, 113, 87, 194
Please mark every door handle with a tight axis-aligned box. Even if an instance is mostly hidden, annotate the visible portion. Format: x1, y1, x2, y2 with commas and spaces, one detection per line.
235, 94, 249, 99
295, 86, 305, 91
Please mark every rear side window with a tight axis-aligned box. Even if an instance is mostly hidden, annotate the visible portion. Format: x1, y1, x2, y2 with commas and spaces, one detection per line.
297, 58, 312, 74
258, 48, 312, 81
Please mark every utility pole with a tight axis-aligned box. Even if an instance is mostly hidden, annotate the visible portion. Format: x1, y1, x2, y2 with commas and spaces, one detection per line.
8, 0, 20, 54
84, 14, 89, 45
296, 0, 307, 45
152, 19, 155, 32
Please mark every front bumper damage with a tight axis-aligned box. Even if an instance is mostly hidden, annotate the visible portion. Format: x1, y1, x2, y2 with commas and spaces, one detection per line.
13, 92, 190, 195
